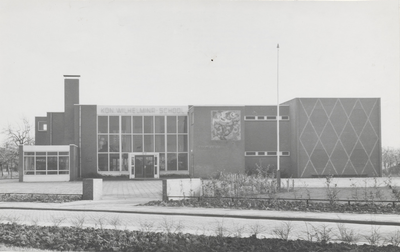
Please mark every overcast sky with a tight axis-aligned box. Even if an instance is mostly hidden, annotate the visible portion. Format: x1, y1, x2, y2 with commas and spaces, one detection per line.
0, 0, 399, 148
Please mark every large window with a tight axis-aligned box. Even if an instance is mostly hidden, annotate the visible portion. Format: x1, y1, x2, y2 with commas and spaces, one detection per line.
109, 116, 119, 133
166, 116, 188, 171
121, 116, 131, 133
133, 116, 142, 133
155, 116, 165, 133
97, 115, 188, 172
23, 151, 69, 175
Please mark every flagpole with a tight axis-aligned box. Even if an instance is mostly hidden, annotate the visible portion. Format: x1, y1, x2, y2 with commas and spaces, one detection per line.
276, 43, 281, 190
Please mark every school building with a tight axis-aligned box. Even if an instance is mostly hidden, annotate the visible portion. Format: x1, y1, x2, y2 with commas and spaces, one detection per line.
18, 75, 382, 181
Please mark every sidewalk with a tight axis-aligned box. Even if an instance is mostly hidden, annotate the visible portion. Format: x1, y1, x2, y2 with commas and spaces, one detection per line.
0, 179, 163, 200
1, 199, 400, 227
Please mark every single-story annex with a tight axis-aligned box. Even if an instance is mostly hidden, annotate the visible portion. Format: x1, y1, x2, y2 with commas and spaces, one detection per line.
18, 75, 382, 181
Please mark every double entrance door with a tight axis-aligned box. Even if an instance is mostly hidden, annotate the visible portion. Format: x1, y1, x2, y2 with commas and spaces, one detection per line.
128, 153, 159, 179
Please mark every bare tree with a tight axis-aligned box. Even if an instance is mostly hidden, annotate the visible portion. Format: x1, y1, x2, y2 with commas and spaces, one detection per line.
382, 147, 400, 176
0, 147, 5, 177
0, 142, 18, 178
3, 117, 35, 146
1, 117, 35, 178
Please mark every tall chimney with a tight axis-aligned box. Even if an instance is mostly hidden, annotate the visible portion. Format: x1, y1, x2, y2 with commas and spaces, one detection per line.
64, 75, 80, 144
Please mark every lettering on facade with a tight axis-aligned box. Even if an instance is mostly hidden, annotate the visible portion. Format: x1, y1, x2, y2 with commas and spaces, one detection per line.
97, 106, 188, 115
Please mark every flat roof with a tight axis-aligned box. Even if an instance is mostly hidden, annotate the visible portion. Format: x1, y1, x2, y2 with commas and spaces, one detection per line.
63, 75, 80, 78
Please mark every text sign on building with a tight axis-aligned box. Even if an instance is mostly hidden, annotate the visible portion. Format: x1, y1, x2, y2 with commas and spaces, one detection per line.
97, 106, 188, 116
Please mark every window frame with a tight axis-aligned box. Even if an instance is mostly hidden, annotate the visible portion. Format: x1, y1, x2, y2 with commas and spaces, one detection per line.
245, 151, 290, 157
23, 151, 70, 175
244, 115, 290, 121
37, 121, 48, 131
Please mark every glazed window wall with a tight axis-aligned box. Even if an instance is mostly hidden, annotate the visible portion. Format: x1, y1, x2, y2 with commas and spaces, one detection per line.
98, 115, 188, 172
23, 151, 69, 175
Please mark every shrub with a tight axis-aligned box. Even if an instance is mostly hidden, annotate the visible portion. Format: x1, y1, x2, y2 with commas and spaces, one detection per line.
336, 223, 359, 244
0, 193, 82, 203
385, 230, 400, 247
325, 176, 339, 206
364, 226, 384, 246
272, 222, 293, 240
202, 172, 277, 198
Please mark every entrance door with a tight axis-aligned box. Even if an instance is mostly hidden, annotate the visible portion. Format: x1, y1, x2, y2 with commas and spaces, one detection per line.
128, 153, 159, 179
136, 155, 154, 178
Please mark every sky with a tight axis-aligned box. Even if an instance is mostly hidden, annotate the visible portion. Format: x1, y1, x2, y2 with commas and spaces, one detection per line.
0, 0, 399, 148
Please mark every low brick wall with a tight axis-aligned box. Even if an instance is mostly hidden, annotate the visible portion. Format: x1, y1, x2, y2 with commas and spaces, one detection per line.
83, 178, 103, 200
162, 178, 202, 201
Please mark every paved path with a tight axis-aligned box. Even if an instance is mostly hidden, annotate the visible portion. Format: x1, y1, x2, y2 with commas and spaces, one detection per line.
2, 200, 400, 226
0, 179, 163, 201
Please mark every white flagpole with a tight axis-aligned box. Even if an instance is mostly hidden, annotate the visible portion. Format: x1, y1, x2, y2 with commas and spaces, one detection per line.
277, 44, 281, 190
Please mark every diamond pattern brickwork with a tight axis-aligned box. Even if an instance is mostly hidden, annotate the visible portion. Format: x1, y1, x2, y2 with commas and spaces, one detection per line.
298, 98, 380, 177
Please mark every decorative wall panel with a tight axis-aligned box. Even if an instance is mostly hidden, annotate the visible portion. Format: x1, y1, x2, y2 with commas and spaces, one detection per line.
211, 110, 241, 141
297, 98, 380, 177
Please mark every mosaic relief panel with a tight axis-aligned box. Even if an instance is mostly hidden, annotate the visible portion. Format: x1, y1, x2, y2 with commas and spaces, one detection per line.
211, 110, 241, 141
